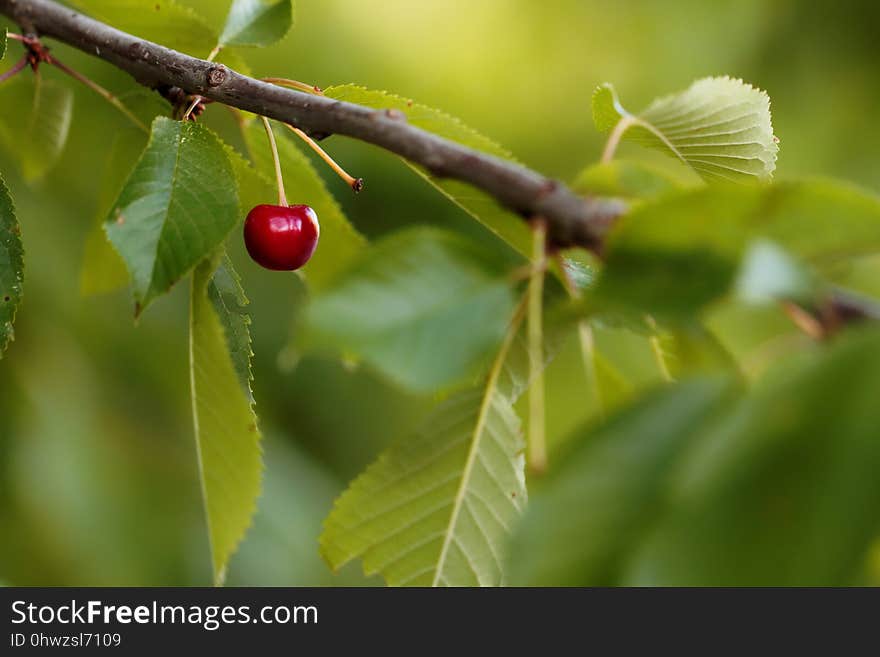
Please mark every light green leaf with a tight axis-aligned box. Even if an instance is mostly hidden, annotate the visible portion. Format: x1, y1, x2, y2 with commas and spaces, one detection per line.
0, 173, 22, 357
0, 77, 74, 182
69, 0, 216, 56
243, 121, 366, 289
220, 0, 294, 47
80, 130, 147, 296
571, 160, 684, 200
190, 255, 262, 585
594, 180, 880, 320
106, 117, 239, 315
324, 85, 533, 257
508, 378, 735, 586
321, 306, 529, 586
24, 78, 74, 182
593, 77, 778, 183
305, 227, 516, 392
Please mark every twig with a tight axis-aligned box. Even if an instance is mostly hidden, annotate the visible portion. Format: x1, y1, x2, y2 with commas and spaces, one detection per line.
0, 0, 624, 251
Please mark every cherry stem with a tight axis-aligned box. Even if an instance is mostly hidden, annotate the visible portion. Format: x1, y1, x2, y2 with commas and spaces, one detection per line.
282, 123, 364, 192
0, 55, 28, 84
181, 96, 201, 121
49, 58, 147, 132
527, 218, 548, 476
205, 44, 222, 63
261, 116, 288, 206
262, 77, 323, 95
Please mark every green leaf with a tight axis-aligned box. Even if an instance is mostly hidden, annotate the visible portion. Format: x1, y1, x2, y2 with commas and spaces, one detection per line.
220, 0, 294, 47
324, 85, 533, 257
1, 28, 7, 61
510, 328, 880, 585
69, 0, 217, 56
594, 180, 880, 320
321, 307, 530, 586
625, 329, 880, 585
593, 77, 778, 183
190, 255, 262, 585
571, 160, 684, 200
0, 77, 74, 182
242, 121, 366, 289
80, 130, 147, 296
304, 227, 516, 392
0, 173, 22, 357
105, 117, 239, 314
508, 378, 735, 586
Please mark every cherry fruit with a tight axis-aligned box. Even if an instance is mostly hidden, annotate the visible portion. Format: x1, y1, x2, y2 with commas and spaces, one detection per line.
243, 204, 320, 271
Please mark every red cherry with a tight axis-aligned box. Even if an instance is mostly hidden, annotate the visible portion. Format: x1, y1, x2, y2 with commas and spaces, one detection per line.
243, 204, 320, 271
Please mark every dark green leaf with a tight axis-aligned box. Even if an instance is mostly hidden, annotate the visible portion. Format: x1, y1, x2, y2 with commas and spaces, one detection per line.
305, 227, 516, 392
625, 329, 880, 585
508, 378, 736, 586
105, 117, 239, 314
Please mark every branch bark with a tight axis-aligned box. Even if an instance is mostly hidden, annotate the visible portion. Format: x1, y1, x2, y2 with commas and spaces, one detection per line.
0, 0, 623, 250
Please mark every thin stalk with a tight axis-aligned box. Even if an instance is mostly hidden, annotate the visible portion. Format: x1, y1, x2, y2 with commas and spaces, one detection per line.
262, 77, 323, 95
281, 123, 363, 192
527, 219, 548, 475
261, 116, 287, 206
600, 115, 637, 164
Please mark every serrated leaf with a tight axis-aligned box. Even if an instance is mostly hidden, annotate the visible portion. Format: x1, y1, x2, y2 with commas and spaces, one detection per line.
594, 179, 880, 320
105, 117, 239, 314
324, 85, 533, 257
69, 0, 216, 57
190, 255, 262, 585
220, 0, 294, 47
592, 77, 778, 183
207, 254, 254, 397
321, 312, 529, 586
508, 378, 735, 586
242, 121, 366, 288
0, 173, 22, 357
304, 227, 515, 392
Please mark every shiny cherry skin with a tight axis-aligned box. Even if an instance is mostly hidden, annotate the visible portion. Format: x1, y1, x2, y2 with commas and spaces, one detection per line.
243, 204, 320, 271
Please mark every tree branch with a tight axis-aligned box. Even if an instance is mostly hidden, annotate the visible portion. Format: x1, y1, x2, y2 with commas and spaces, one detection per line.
0, 0, 623, 251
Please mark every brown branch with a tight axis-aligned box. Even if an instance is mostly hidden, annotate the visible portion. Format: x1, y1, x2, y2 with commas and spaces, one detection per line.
0, 0, 623, 251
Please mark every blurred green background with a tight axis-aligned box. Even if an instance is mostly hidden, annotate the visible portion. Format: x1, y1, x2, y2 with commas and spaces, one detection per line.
1, 0, 879, 585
